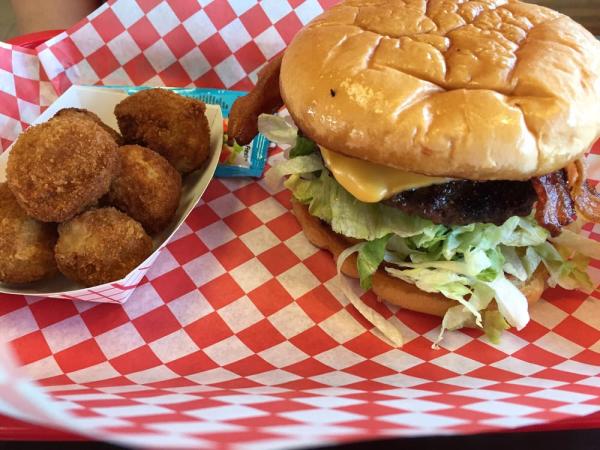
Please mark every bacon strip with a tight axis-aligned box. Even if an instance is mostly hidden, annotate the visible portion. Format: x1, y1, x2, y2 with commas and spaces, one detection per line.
227, 54, 284, 146
565, 160, 600, 223
531, 170, 576, 236
573, 182, 600, 223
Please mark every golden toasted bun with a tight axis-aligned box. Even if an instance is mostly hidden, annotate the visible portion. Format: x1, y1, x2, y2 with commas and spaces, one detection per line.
280, 0, 600, 180
291, 198, 546, 317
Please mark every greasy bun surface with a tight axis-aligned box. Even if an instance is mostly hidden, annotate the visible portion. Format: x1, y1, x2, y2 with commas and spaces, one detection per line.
281, 0, 600, 180
292, 198, 546, 317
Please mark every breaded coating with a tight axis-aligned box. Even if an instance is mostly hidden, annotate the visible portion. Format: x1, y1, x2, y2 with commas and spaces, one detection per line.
55, 207, 153, 287
228, 54, 284, 146
114, 89, 211, 173
7, 116, 119, 222
53, 107, 124, 145
0, 183, 57, 284
108, 145, 182, 234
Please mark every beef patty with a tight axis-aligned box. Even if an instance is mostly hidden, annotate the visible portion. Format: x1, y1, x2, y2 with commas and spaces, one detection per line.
385, 179, 538, 226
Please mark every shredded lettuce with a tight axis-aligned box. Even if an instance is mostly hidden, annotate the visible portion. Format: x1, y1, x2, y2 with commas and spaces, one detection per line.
486, 275, 529, 330
501, 246, 528, 282
483, 310, 511, 344
261, 113, 600, 345
387, 266, 482, 322
265, 154, 324, 189
290, 135, 318, 158
534, 241, 593, 293
551, 229, 600, 260
357, 235, 391, 290
258, 113, 298, 146
337, 244, 404, 347
285, 168, 439, 241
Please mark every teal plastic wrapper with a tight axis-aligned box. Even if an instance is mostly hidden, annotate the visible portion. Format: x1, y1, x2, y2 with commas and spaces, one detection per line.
123, 87, 270, 178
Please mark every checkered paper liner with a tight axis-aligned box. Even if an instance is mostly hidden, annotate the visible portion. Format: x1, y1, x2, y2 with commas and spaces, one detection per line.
2, 1, 600, 449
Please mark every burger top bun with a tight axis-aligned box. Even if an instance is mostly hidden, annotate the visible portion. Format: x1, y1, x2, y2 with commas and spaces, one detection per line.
280, 0, 600, 181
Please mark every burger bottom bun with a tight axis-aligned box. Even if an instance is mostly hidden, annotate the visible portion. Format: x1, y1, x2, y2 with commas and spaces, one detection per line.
291, 198, 547, 318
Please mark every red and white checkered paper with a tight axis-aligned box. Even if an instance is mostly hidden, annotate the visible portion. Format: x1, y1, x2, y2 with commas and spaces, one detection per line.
2, 1, 600, 449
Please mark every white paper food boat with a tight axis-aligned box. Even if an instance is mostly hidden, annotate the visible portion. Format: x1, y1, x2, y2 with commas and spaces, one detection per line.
0, 85, 223, 303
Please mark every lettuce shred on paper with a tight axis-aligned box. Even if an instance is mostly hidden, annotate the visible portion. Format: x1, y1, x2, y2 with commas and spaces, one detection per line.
260, 113, 600, 346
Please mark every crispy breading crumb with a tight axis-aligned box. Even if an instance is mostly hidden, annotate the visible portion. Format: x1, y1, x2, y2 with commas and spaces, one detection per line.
53, 107, 124, 145
107, 145, 182, 234
7, 116, 119, 222
0, 183, 57, 284
115, 89, 211, 173
55, 207, 153, 287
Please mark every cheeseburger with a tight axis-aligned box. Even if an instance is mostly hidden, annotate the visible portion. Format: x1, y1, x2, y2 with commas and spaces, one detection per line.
228, 0, 600, 343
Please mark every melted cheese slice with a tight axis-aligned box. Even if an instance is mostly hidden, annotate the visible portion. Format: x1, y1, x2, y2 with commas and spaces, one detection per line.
320, 147, 450, 203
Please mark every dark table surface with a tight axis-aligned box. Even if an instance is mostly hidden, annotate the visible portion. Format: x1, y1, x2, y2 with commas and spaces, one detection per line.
1, 429, 600, 450
2, 411, 600, 450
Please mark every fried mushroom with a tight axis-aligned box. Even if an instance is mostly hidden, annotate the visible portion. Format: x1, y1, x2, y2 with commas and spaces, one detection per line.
55, 207, 153, 287
7, 116, 119, 222
107, 145, 182, 234
0, 183, 57, 284
114, 89, 211, 173
53, 107, 124, 145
